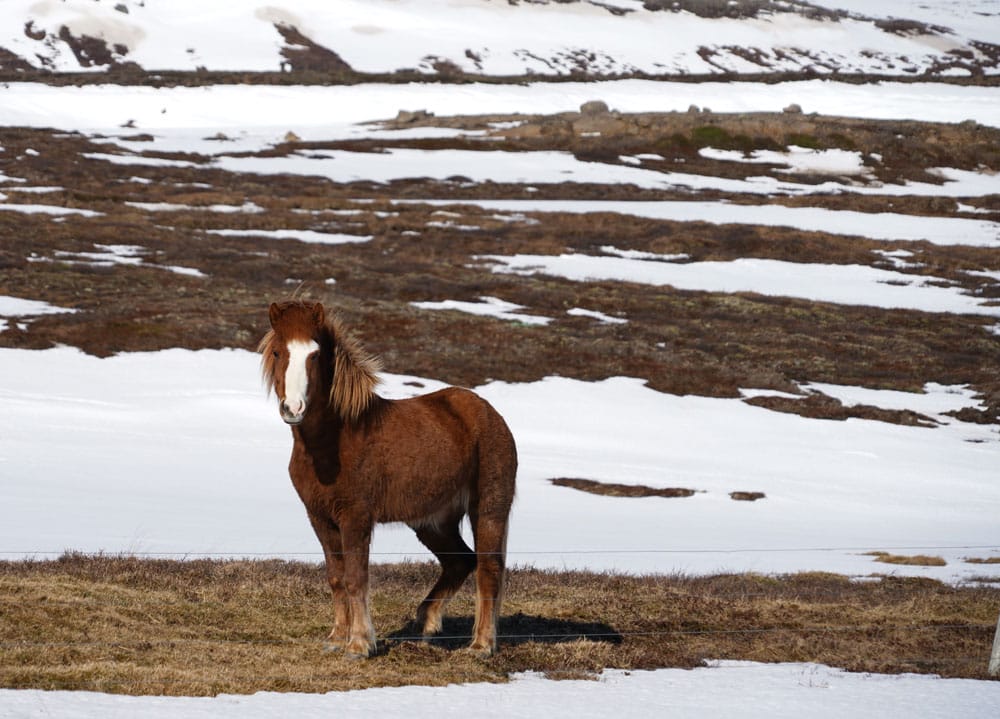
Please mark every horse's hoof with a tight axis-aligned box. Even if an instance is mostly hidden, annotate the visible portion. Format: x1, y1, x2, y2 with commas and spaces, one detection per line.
465, 643, 495, 659
344, 639, 375, 660
322, 640, 345, 653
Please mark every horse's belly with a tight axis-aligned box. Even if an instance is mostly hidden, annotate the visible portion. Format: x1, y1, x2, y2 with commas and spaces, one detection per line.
396, 485, 470, 530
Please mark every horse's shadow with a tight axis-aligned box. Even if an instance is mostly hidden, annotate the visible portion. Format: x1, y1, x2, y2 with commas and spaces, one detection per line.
383, 611, 622, 652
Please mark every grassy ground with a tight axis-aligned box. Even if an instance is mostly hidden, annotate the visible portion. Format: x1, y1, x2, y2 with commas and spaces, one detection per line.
1, 555, 997, 696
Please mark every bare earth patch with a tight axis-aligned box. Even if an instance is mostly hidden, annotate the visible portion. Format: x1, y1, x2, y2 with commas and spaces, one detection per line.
729, 491, 766, 501
550, 477, 697, 498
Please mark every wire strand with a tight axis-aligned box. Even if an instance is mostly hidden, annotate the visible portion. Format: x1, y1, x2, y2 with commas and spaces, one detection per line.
0, 544, 997, 558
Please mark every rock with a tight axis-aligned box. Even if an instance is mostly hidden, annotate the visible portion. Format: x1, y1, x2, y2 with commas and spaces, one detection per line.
783, 103, 803, 114
395, 109, 433, 124
579, 100, 609, 116
687, 104, 700, 114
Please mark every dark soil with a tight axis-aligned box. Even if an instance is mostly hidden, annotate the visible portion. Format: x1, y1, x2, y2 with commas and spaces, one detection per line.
551, 478, 698, 498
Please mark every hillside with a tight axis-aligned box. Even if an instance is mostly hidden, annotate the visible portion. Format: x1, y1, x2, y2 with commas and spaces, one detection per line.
1, 0, 998, 81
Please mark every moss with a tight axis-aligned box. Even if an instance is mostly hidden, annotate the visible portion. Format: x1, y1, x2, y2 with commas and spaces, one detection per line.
691, 125, 733, 147
785, 132, 824, 149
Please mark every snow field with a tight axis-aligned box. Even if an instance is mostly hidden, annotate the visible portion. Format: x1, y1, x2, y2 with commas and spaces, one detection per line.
2, 1, 1000, 712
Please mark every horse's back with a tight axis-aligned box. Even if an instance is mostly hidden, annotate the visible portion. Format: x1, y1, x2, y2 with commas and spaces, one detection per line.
419, 386, 515, 446
409, 386, 517, 504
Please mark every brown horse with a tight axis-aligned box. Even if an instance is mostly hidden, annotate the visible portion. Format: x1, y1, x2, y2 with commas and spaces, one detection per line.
259, 300, 517, 658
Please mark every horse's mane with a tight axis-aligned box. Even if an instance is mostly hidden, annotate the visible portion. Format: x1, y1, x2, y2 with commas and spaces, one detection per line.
328, 314, 383, 424
258, 304, 382, 425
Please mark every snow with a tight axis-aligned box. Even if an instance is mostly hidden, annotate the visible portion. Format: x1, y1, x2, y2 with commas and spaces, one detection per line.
203, 229, 373, 245
3, 663, 1000, 719
566, 307, 628, 324
1, 347, 996, 582
479, 253, 1000, 316
25, 244, 207, 278
830, 0, 1000, 47
4, 81, 1000, 138
208, 148, 1000, 198
0, 296, 76, 334
699, 146, 872, 176
81, 152, 199, 169
410, 296, 552, 326
2, 0, 995, 76
800, 382, 983, 418
125, 201, 265, 213
403, 199, 1000, 247
0, 296, 75, 318
0, 203, 103, 217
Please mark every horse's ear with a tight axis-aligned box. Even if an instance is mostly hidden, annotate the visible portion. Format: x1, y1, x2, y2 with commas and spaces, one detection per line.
312, 303, 325, 327
268, 302, 281, 328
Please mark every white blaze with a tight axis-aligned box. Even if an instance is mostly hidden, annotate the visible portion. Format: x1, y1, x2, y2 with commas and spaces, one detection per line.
283, 339, 318, 417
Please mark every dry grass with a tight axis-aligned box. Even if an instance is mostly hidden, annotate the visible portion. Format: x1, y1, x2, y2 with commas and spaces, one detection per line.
966, 557, 1000, 565
867, 552, 948, 567
0, 555, 997, 696
550, 478, 697, 498
729, 491, 766, 502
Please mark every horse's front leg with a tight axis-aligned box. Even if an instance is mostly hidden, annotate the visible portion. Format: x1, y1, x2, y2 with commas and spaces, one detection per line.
341, 523, 376, 659
308, 513, 351, 652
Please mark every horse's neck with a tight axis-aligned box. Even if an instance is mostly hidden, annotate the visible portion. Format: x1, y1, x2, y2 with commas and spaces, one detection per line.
292, 407, 344, 451
292, 394, 387, 449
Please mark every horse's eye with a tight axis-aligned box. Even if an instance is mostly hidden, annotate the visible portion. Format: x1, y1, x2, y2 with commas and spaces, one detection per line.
272, 350, 279, 358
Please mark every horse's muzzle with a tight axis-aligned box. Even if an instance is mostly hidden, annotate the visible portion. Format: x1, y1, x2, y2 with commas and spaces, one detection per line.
280, 400, 306, 425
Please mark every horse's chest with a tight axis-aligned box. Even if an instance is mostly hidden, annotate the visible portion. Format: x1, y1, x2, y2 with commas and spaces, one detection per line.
288, 446, 340, 515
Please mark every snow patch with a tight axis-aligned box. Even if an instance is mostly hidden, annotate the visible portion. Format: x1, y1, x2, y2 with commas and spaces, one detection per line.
411, 296, 550, 326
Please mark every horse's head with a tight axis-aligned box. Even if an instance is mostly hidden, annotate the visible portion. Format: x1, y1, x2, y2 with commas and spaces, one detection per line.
260, 300, 330, 425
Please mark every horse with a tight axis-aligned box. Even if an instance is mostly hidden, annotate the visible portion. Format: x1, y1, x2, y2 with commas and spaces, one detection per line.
259, 300, 517, 658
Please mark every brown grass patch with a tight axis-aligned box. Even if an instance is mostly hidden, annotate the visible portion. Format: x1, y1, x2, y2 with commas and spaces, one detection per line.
965, 557, 1000, 565
867, 552, 948, 567
743, 394, 939, 428
730, 491, 766, 501
1, 555, 997, 696
551, 477, 697, 498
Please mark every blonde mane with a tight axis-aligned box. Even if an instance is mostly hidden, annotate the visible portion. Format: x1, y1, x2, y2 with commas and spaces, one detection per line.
257, 328, 280, 397
328, 314, 382, 424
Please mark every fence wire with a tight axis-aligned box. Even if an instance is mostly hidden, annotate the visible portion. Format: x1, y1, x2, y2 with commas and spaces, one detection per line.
0, 543, 997, 558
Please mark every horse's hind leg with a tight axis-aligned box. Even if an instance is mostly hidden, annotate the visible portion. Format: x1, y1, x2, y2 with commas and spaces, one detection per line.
469, 512, 509, 657
413, 520, 476, 638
